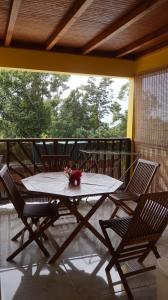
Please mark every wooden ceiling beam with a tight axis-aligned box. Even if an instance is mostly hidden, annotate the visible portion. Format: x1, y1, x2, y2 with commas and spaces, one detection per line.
116, 25, 168, 57
5, 0, 22, 47
46, 0, 93, 51
82, 0, 167, 55
135, 40, 168, 58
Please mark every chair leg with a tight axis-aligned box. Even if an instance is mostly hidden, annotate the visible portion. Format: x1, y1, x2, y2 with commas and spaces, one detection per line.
115, 261, 134, 300
7, 230, 49, 261
24, 217, 57, 255
99, 220, 117, 273
12, 219, 34, 241
106, 256, 116, 272
7, 215, 58, 261
12, 220, 48, 242
152, 245, 160, 259
138, 242, 160, 263
100, 220, 134, 299
120, 202, 134, 216
12, 218, 34, 241
11, 227, 27, 241
99, 220, 113, 249
110, 206, 119, 218
33, 218, 48, 241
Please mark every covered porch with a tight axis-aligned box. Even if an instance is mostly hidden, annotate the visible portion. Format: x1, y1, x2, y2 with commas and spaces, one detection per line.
0, 1, 168, 299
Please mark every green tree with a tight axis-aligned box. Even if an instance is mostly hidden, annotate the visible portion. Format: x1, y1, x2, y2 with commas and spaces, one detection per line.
0, 70, 129, 139
111, 82, 129, 137
52, 77, 129, 138
0, 70, 69, 137
53, 89, 90, 137
79, 77, 113, 129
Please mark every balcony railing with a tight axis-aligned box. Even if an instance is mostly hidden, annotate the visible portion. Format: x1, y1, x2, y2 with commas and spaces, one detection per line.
0, 137, 132, 190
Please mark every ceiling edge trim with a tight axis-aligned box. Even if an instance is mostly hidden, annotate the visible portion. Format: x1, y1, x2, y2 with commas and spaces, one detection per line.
0, 47, 134, 77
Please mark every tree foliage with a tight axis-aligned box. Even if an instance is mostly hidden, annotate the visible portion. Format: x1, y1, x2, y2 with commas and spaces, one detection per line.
0, 70, 129, 138
79, 77, 113, 129
0, 70, 69, 137
111, 82, 129, 137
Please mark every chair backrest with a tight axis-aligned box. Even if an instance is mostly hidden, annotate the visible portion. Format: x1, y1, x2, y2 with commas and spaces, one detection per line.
41, 155, 70, 172
125, 158, 159, 195
0, 165, 25, 216
125, 192, 168, 244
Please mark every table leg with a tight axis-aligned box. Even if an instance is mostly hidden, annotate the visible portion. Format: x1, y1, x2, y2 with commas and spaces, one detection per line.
48, 194, 108, 264
65, 198, 108, 246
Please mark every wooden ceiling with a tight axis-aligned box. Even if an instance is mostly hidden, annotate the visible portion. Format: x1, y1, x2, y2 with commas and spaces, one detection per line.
1, 0, 168, 60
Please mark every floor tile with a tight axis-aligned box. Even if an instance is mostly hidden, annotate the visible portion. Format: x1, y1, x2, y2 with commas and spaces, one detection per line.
88, 285, 156, 300
0, 263, 80, 300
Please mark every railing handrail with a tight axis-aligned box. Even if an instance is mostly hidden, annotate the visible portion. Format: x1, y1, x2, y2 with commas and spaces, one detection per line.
0, 137, 130, 142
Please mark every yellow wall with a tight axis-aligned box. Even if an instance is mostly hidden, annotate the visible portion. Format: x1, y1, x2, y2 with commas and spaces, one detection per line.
0, 47, 135, 77
127, 78, 134, 139
0, 45, 167, 76
135, 47, 168, 74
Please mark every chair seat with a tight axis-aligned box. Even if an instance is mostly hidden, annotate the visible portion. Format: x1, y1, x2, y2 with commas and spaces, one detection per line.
100, 217, 132, 237
110, 191, 139, 202
23, 202, 58, 218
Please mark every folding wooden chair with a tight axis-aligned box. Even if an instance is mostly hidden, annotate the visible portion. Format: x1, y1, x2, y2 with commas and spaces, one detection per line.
41, 154, 80, 221
0, 165, 59, 261
109, 158, 160, 218
99, 191, 168, 300
41, 154, 70, 172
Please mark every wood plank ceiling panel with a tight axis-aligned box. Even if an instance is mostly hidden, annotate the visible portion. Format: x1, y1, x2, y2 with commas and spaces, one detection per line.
13, 0, 73, 44
79, 0, 140, 24
81, 0, 166, 54
132, 34, 168, 57
134, 39, 168, 57
0, 0, 167, 60
46, 0, 94, 50
57, 0, 140, 48
0, 0, 11, 38
96, 1, 168, 52
116, 26, 168, 57
5, 0, 22, 46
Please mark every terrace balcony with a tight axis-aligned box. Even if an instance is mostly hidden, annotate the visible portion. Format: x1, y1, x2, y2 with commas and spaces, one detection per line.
0, 0, 168, 299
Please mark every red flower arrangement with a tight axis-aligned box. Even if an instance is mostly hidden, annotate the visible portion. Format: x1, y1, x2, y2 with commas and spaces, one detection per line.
64, 167, 82, 186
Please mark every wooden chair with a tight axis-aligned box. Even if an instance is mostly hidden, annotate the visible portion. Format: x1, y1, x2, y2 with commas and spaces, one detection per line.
41, 154, 71, 172
41, 154, 79, 221
109, 158, 160, 218
99, 191, 168, 300
0, 165, 59, 261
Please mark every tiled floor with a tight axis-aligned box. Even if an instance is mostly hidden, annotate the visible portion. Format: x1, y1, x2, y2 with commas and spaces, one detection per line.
0, 199, 168, 299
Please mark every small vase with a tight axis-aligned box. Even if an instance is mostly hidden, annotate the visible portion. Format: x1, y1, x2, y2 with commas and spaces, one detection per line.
69, 176, 75, 185
69, 176, 80, 186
